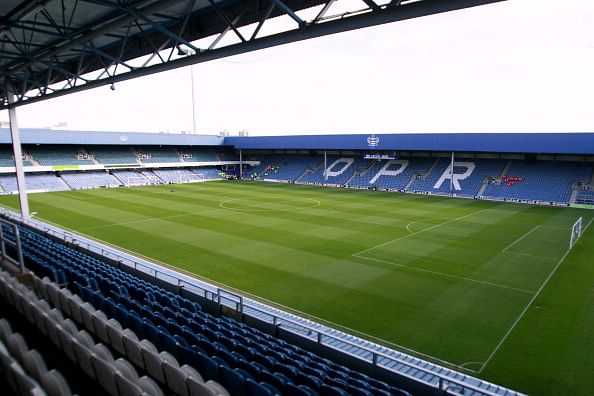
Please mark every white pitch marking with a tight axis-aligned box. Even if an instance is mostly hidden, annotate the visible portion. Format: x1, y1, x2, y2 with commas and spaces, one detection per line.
79, 207, 222, 231
353, 207, 492, 257
501, 225, 541, 253
501, 251, 550, 259
354, 255, 535, 294
219, 197, 321, 211
406, 218, 454, 234
479, 215, 594, 373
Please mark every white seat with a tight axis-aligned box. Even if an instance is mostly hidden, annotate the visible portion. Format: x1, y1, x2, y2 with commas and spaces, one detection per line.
72, 331, 95, 379
92, 343, 115, 364
68, 293, 85, 324
41, 369, 73, 396
106, 319, 126, 355
58, 287, 73, 317
47, 308, 64, 324
45, 318, 63, 349
0, 318, 13, 342
163, 358, 191, 396
115, 371, 144, 396
57, 326, 78, 363
45, 281, 61, 310
6, 333, 28, 362
93, 311, 110, 344
138, 376, 165, 396
21, 349, 48, 382
80, 302, 96, 332
31, 275, 48, 301
204, 380, 231, 396
140, 342, 166, 383
114, 358, 139, 381
122, 329, 143, 368
91, 352, 119, 395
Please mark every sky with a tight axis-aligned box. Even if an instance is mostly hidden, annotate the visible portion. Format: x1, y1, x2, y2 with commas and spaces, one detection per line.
1, 0, 593, 136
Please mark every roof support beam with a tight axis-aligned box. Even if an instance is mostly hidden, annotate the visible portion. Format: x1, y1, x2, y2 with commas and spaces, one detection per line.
1, 0, 189, 76
1, 0, 508, 109
206, 0, 246, 43
6, 82, 29, 219
270, 0, 305, 27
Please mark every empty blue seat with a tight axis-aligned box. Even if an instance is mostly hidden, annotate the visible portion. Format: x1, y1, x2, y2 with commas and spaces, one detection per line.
220, 365, 247, 395
246, 378, 278, 396
347, 385, 374, 396
195, 352, 220, 382
286, 383, 318, 396
296, 372, 323, 390
320, 384, 349, 396
259, 371, 290, 392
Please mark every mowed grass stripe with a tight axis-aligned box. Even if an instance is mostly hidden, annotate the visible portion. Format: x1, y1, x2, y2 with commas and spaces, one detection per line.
1, 181, 592, 395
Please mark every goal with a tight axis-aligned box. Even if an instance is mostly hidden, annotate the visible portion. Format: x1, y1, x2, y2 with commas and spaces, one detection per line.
126, 175, 160, 187
569, 217, 583, 250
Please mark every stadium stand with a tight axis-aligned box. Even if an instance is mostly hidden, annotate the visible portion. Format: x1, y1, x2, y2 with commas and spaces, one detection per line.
110, 170, 148, 186
191, 167, 223, 180
151, 169, 201, 184
0, 147, 34, 167
0, 143, 591, 206
25, 174, 70, 192
482, 161, 593, 203
347, 160, 389, 187
215, 152, 240, 162
575, 190, 594, 205
0, 222, 415, 396
369, 158, 434, 191
27, 145, 95, 166
85, 147, 138, 165
319, 157, 369, 186
136, 147, 181, 164
407, 159, 506, 196
298, 156, 339, 184
60, 171, 122, 189
0, 315, 74, 396
268, 156, 323, 181
179, 148, 218, 162
243, 155, 286, 179
0, 173, 70, 193
0, 175, 18, 193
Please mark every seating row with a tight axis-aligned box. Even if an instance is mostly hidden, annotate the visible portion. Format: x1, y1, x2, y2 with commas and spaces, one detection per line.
1, 266, 229, 396
5, 224, 411, 396
0, 317, 70, 396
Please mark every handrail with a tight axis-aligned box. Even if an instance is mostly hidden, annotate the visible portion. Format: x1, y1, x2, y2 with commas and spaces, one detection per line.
0, 217, 25, 272
0, 207, 523, 396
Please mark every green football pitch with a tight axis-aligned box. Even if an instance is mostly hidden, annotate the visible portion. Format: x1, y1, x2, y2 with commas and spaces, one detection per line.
1, 181, 593, 395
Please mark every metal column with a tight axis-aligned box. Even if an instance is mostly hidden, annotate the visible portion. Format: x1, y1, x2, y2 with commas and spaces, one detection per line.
324, 150, 327, 183
449, 151, 455, 195
7, 85, 30, 219
239, 149, 243, 179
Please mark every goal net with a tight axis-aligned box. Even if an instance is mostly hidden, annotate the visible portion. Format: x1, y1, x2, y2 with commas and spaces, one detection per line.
126, 175, 160, 187
569, 217, 583, 250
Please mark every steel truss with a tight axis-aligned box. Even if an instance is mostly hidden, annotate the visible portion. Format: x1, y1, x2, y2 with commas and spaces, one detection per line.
0, 0, 505, 109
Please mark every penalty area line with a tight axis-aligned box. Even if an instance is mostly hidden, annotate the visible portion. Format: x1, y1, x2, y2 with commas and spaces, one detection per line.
479, 215, 594, 373
353, 207, 492, 257
354, 255, 534, 294
501, 225, 541, 253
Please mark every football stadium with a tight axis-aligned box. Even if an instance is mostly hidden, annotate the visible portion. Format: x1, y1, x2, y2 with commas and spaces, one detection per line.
0, 1, 593, 396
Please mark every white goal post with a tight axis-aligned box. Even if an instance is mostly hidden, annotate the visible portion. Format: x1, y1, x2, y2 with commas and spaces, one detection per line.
569, 217, 583, 250
126, 175, 160, 187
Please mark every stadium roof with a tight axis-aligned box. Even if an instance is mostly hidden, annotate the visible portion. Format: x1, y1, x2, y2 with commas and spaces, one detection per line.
227, 133, 594, 155
1, 0, 505, 109
2, 129, 594, 155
